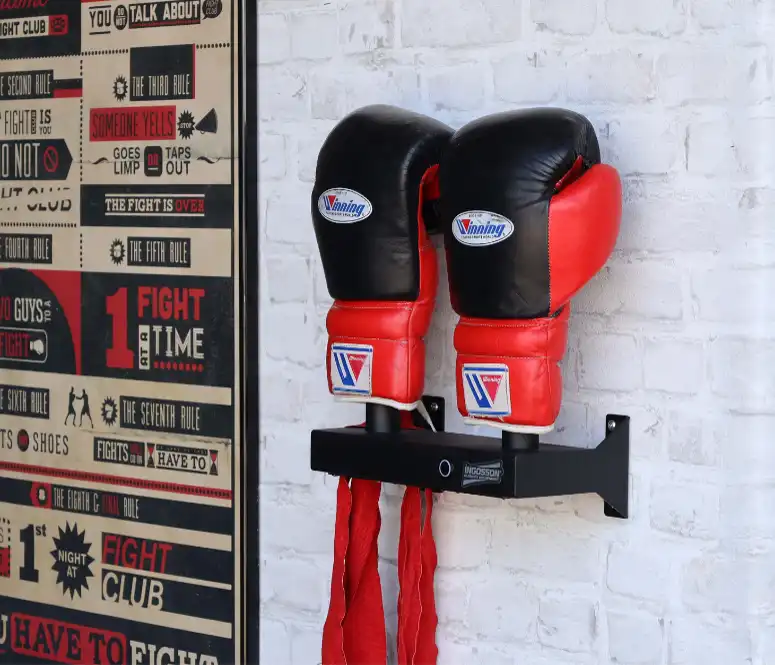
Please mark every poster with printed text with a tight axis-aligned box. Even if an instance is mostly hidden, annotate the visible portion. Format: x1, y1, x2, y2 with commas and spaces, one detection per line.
0, 1, 244, 663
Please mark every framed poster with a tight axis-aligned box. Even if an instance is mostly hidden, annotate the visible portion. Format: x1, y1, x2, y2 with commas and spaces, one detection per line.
0, 0, 258, 663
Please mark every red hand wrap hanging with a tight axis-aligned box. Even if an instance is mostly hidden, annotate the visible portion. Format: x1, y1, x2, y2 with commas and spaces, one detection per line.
322, 415, 438, 665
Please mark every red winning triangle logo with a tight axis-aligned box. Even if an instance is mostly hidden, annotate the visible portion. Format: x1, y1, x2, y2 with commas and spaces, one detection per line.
347, 353, 367, 381
462, 218, 471, 231
327, 195, 337, 209
479, 374, 503, 403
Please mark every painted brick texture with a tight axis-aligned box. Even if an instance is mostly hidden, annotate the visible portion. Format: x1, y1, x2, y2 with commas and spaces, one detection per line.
258, 0, 775, 662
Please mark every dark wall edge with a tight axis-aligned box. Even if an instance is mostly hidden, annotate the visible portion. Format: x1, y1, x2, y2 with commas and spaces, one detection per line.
241, 0, 260, 663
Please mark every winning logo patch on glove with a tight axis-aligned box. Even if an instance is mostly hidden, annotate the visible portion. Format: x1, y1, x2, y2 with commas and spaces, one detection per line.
462, 364, 510, 417
318, 188, 373, 223
331, 343, 373, 396
452, 210, 514, 247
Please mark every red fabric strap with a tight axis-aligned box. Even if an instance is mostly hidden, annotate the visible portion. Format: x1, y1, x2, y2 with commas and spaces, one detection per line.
398, 487, 421, 664
322, 477, 351, 665
322, 414, 438, 665
322, 478, 386, 665
398, 487, 438, 665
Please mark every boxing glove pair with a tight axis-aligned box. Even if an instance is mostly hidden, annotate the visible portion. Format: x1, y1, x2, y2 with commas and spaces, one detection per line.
312, 105, 622, 665
312, 105, 622, 435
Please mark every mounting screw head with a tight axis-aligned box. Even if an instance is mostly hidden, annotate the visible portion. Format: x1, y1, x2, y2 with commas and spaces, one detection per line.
429, 402, 439, 412
607, 420, 616, 432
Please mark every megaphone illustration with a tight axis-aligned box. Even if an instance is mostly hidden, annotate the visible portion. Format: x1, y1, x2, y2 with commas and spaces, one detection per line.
195, 108, 218, 134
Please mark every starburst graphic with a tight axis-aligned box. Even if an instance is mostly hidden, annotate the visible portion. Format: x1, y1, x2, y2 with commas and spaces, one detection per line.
113, 75, 128, 101
110, 239, 125, 265
178, 110, 195, 139
101, 397, 117, 426
50, 523, 94, 599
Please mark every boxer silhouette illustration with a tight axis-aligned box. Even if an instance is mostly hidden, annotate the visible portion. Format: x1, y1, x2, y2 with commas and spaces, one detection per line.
64, 388, 93, 428
79, 390, 93, 428
64, 387, 77, 426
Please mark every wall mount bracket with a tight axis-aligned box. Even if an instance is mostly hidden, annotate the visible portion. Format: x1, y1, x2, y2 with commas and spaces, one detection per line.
310, 397, 630, 519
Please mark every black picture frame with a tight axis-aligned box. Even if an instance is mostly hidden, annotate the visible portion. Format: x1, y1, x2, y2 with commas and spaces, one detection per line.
241, 1, 260, 663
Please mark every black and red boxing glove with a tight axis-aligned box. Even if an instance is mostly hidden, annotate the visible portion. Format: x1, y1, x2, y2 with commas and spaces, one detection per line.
312, 105, 452, 665
440, 108, 622, 433
312, 105, 452, 412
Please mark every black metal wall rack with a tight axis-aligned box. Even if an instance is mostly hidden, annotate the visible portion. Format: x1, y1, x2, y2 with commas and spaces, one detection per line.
310, 397, 630, 519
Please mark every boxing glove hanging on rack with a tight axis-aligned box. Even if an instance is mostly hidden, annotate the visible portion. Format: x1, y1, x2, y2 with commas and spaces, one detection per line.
439, 108, 622, 440
312, 104, 452, 665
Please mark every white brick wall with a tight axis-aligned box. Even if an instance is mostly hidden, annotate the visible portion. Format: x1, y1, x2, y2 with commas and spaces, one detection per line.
257, 0, 775, 662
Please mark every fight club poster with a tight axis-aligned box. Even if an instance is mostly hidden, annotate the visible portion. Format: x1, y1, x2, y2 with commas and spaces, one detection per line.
0, 1, 258, 663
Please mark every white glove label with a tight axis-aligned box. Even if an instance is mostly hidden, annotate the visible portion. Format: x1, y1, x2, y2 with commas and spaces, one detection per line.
318, 188, 373, 223
452, 210, 514, 246
331, 343, 373, 396
462, 363, 511, 417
